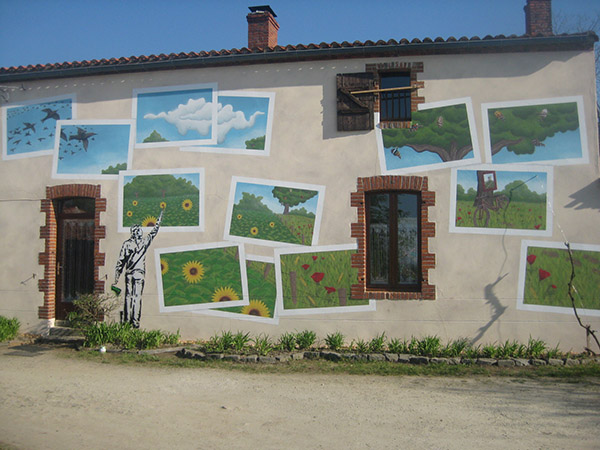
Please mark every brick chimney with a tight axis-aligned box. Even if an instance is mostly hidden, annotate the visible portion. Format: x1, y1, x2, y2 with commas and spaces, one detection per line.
524, 0, 553, 36
247, 5, 279, 49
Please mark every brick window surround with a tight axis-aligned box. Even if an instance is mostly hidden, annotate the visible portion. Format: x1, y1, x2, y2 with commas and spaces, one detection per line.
350, 175, 435, 300
366, 61, 425, 129
38, 184, 106, 320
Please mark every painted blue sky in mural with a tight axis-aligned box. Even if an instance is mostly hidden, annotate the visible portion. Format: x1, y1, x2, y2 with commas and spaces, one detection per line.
56, 123, 131, 175
5, 98, 72, 156
135, 88, 215, 143
457, 169, 547, 194
234, 182, 319, 214
216, 95, 269, 149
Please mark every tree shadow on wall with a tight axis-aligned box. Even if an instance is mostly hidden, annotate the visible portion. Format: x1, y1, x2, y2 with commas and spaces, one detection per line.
565, 179, 600, 212
472, 273, 508, 345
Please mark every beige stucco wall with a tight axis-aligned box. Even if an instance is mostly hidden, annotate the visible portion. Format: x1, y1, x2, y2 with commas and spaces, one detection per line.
1, 48, 598, 350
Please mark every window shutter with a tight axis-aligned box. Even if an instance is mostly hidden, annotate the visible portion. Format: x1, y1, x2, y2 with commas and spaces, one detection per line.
336, 72, 376, 131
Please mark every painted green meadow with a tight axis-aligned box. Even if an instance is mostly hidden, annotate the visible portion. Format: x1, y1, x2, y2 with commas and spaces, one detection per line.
523, 246, 600, 310
217, 260, 277, 318
281, 250, 369, 310
159, 246, 244, 308
455, 200, 546, 230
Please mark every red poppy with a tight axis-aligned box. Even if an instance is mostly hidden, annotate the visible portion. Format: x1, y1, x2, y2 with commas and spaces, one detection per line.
468, 211, 471, 215
551, 284, 557, 289
302, 264, 310, 270
311, 272, 324, 283
539, 269, 551, 281
534, 224, 541, 229
325, 286, 336, 294
527, 254, 537, 265
312, 256, 318, 261
457, 217, 462, 221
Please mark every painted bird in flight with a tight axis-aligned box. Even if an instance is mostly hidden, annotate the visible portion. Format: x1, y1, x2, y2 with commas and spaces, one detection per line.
23, 122, 36, 133
69, 127, 97, 151
41, 108, 60, 122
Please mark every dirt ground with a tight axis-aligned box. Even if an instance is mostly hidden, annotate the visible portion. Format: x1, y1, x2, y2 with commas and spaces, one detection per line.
1, 343, 599, 450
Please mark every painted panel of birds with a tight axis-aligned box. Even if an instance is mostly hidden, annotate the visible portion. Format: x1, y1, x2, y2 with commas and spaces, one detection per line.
55, 123, 131, 176
5, 98, 72, 156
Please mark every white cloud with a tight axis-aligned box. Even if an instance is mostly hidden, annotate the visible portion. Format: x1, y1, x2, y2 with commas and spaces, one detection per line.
144, 98, 214, 136
216, 103, 264, 144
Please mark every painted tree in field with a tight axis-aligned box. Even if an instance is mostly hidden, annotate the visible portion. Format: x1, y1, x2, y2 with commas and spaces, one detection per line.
488, 103, 578, 156
382, 104, 472, 162
124, 175, 198, 198
271, 187, 317, 215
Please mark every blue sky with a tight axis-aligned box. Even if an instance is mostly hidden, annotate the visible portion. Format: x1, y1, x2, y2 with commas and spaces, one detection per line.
1, 0, 598, 69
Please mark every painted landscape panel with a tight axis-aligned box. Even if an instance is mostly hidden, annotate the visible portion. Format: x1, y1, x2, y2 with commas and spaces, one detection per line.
450, 166, 552, 236
120, 169, 203, 232
225, 178, 324, 246
156, 243, 248, 313
275, 245, 374, 316
53, 120, 133, 179
483, 97, 587, 165
518, 241, 600, 316
377, 99, 479, 174
3, 96, 74, 159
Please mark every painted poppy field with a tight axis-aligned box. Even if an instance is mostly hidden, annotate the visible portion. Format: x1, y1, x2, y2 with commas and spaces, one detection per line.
159, 247, 244, 307
523, 246, 600, 310
229, 208, 315, 245
123, 195, 199, 228
455, 200, 546, 230
217, 260, 277, 318
280, 250, 369, 310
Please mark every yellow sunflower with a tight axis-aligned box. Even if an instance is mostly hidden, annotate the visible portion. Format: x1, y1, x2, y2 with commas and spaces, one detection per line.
236, 213, 243, 220
241, 300, 270, 317
132, 200, 138, 206
211, 286, 240, 302
182, 199, 193, 211
160, 259, 169, 275
269, 221, 275, 228
250, 226, 259, 236
160, 201, 167, 209
141, 215, 157, 227
126, 210, 133, 217
182, 261, 205, 284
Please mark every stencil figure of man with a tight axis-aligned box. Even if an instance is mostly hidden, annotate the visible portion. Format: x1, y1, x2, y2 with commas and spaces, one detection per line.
113, 208, 164, 328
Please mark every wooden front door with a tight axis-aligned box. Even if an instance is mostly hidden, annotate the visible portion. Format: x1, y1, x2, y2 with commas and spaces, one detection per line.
55, 198, 96, 320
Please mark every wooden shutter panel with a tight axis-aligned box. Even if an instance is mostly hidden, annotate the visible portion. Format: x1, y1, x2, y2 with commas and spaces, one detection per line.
337, 72, 376, 131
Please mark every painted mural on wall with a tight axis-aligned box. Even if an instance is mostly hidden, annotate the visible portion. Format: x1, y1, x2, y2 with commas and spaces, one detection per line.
52, 120, 133, 179
224, 177, 325, 247
182, 91, 275, 156
376, 98, 480, 174
449, 165, 553, 236
482, 96, 588, 165
198, 255, 278, 324
517, 241, 600, 317
118, 168, 204, 232
275, 244, 375, 316
113, 208, 163, 328
2, 95, 74, 159
133, 83, 218, 148
156, 242, 249, 313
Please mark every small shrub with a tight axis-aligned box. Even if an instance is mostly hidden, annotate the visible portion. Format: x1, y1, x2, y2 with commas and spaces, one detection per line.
252, 334, 273, 356
368, 332, 387, 353
277, 332, 297, 352
387, 338, 408, 354
82, 322, 179, 350
0, 316, 20, 342
496, 340, 523, 359
417, 335, 441, 357
441, 338, 470, 357
526, 337, 547, 359
295, 330, 317, 350
353, 339, 369, 353
546, 343, 562, 359
325, 331, 345, 351
67, 292, 119, 329
232, 331, 251, 352
481, 343, 497, 358
463, 343, 481, 359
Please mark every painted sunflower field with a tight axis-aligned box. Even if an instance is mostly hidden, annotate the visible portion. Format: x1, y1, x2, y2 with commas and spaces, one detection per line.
523, 246, 600, 310
123, 195, 199, 228
280, 250, 369, 310
159, 246, 244, 307
230, 208, 315, 245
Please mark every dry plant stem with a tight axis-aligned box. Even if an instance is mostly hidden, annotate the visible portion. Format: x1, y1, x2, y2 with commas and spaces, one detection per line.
565, 242, 600, 354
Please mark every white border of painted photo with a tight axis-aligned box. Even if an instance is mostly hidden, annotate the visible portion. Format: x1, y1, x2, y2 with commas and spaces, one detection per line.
224, 176, 325, 248
181, 90, 275, 156
449, 164, 553, 236
132, 83, 218, 148
481, 96, 589, 166
52, 119, 134, 180
118, 168, 205, 233
376, 97, 481, 174
155, 242, 249, 313
517, 240, 600, 317
2, 94, 76, 160
195, 254, 279, 324
275, 243, 376, 316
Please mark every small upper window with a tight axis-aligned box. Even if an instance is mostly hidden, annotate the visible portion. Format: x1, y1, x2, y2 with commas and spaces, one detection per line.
379, 72, 411, 122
